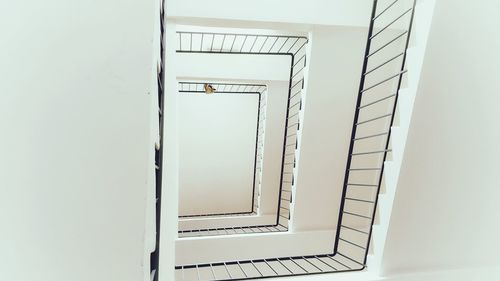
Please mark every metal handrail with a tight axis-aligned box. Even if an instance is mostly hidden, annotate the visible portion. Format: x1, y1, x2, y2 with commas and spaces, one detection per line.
177, 31, 307, 54
176, 82, 267, 227
174, 32, 309, 233
173, 0, 418, 279
151, 0, 167, 280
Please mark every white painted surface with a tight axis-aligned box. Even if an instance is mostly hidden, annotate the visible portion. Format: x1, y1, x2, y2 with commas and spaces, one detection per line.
258, 81, 289, 216
179, 214, 275, 230
167, 0, 373, 29
381, 0, 500, 275
178, 93, 259, 216
0, 1, 155, 281
175, 56, 290, 229
143, 3, 164, 280
258, 265, 500, 281
172, 23, 407, 265
176, 52, 291, 82
177, 81, 288, 230
176, 230, 335, 265
366, 0, 436, 274
292, 26, 366, 232
173, 24, 404, 264
158, 21, 180, 281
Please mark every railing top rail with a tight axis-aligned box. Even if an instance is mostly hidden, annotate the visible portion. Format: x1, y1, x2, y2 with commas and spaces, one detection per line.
178, 82, 267, 94
176, 31, 308, 55
177, 31, 308, 41
178, 82, 267, 87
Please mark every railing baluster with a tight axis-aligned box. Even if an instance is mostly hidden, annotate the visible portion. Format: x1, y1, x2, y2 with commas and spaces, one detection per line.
337, 252, 365, 267
361, 70, 407, 93
359, 94, 396, 109
229, 35, 237, 52
315, 256, 338, 270
368, 31, 408, 58
326, 255, 352, 269
251, 261, 263, 277
200, 33, 204, 51
289, 258, 309, 273
210, 34, 215, 51
249, 36, 258, 52
258, 36, 269, 52
343, 211, 372, 219
223, 263, 232, 279
339, 237, 366, 249
220, 34, 226, 52
237, 261, 248, 278
293, 41, 308, 55
373, 0, 399, 21
370, 7, 413, 39
355, 113, 392, 125
264, 259, 279, 276
240, 35, 248, 52
341, 225, 370, 235
302, 257, 323, 272
351, 149, 392, 156
286, 38, 300, 53
179, 32, 182, 50
210, 264, 216, 280
277, 38, 289, 52
364, 52, 404, 75
276, 258, 293, 274
171, 1, 417, 276
268, 37, 279, 53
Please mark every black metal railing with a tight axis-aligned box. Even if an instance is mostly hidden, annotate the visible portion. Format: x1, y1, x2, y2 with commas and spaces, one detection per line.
176, 33, 308, 233
334, 0, 416, 264
176, 82, 275, 237
177, 32, 307, 55
150, 0, 166, 279
176, 254, 361, 280
178, 82, 266, 94
178, 224, 287, 238
177, 81, 266, 220
174, 0, 417, 278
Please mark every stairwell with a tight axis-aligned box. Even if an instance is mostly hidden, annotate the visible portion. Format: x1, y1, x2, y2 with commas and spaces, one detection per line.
150, 0, 437, 280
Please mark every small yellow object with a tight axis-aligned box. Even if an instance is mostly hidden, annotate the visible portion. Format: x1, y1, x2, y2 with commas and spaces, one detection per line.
204, 84, 216, 94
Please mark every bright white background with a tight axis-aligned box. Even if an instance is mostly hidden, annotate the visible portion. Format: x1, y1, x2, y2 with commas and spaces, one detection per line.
178, 93, 259, 216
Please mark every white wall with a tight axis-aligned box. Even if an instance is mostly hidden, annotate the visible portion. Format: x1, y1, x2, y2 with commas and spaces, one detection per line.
178, 93, 259, 216
176, 52, 291, 81
179, 214, 276, 230
292, 26, 366, 232
158, 20, 180, 281
256, 265, 500, 281
167, 0, 373, 30
175, 52, 291, 230
381, 0, 500, 275
0, 1, 155, 281
176, 230, 335, 265
258, 81, 289, 216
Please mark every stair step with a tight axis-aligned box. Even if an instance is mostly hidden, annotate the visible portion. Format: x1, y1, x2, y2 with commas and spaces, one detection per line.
405, 47, 420, 88
396, 89, 414, 128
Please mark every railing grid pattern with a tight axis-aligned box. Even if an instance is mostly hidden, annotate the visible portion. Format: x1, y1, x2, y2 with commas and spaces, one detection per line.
176, 82, 275, 237
175, 33, 308, 233
173, 0, 417, 279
